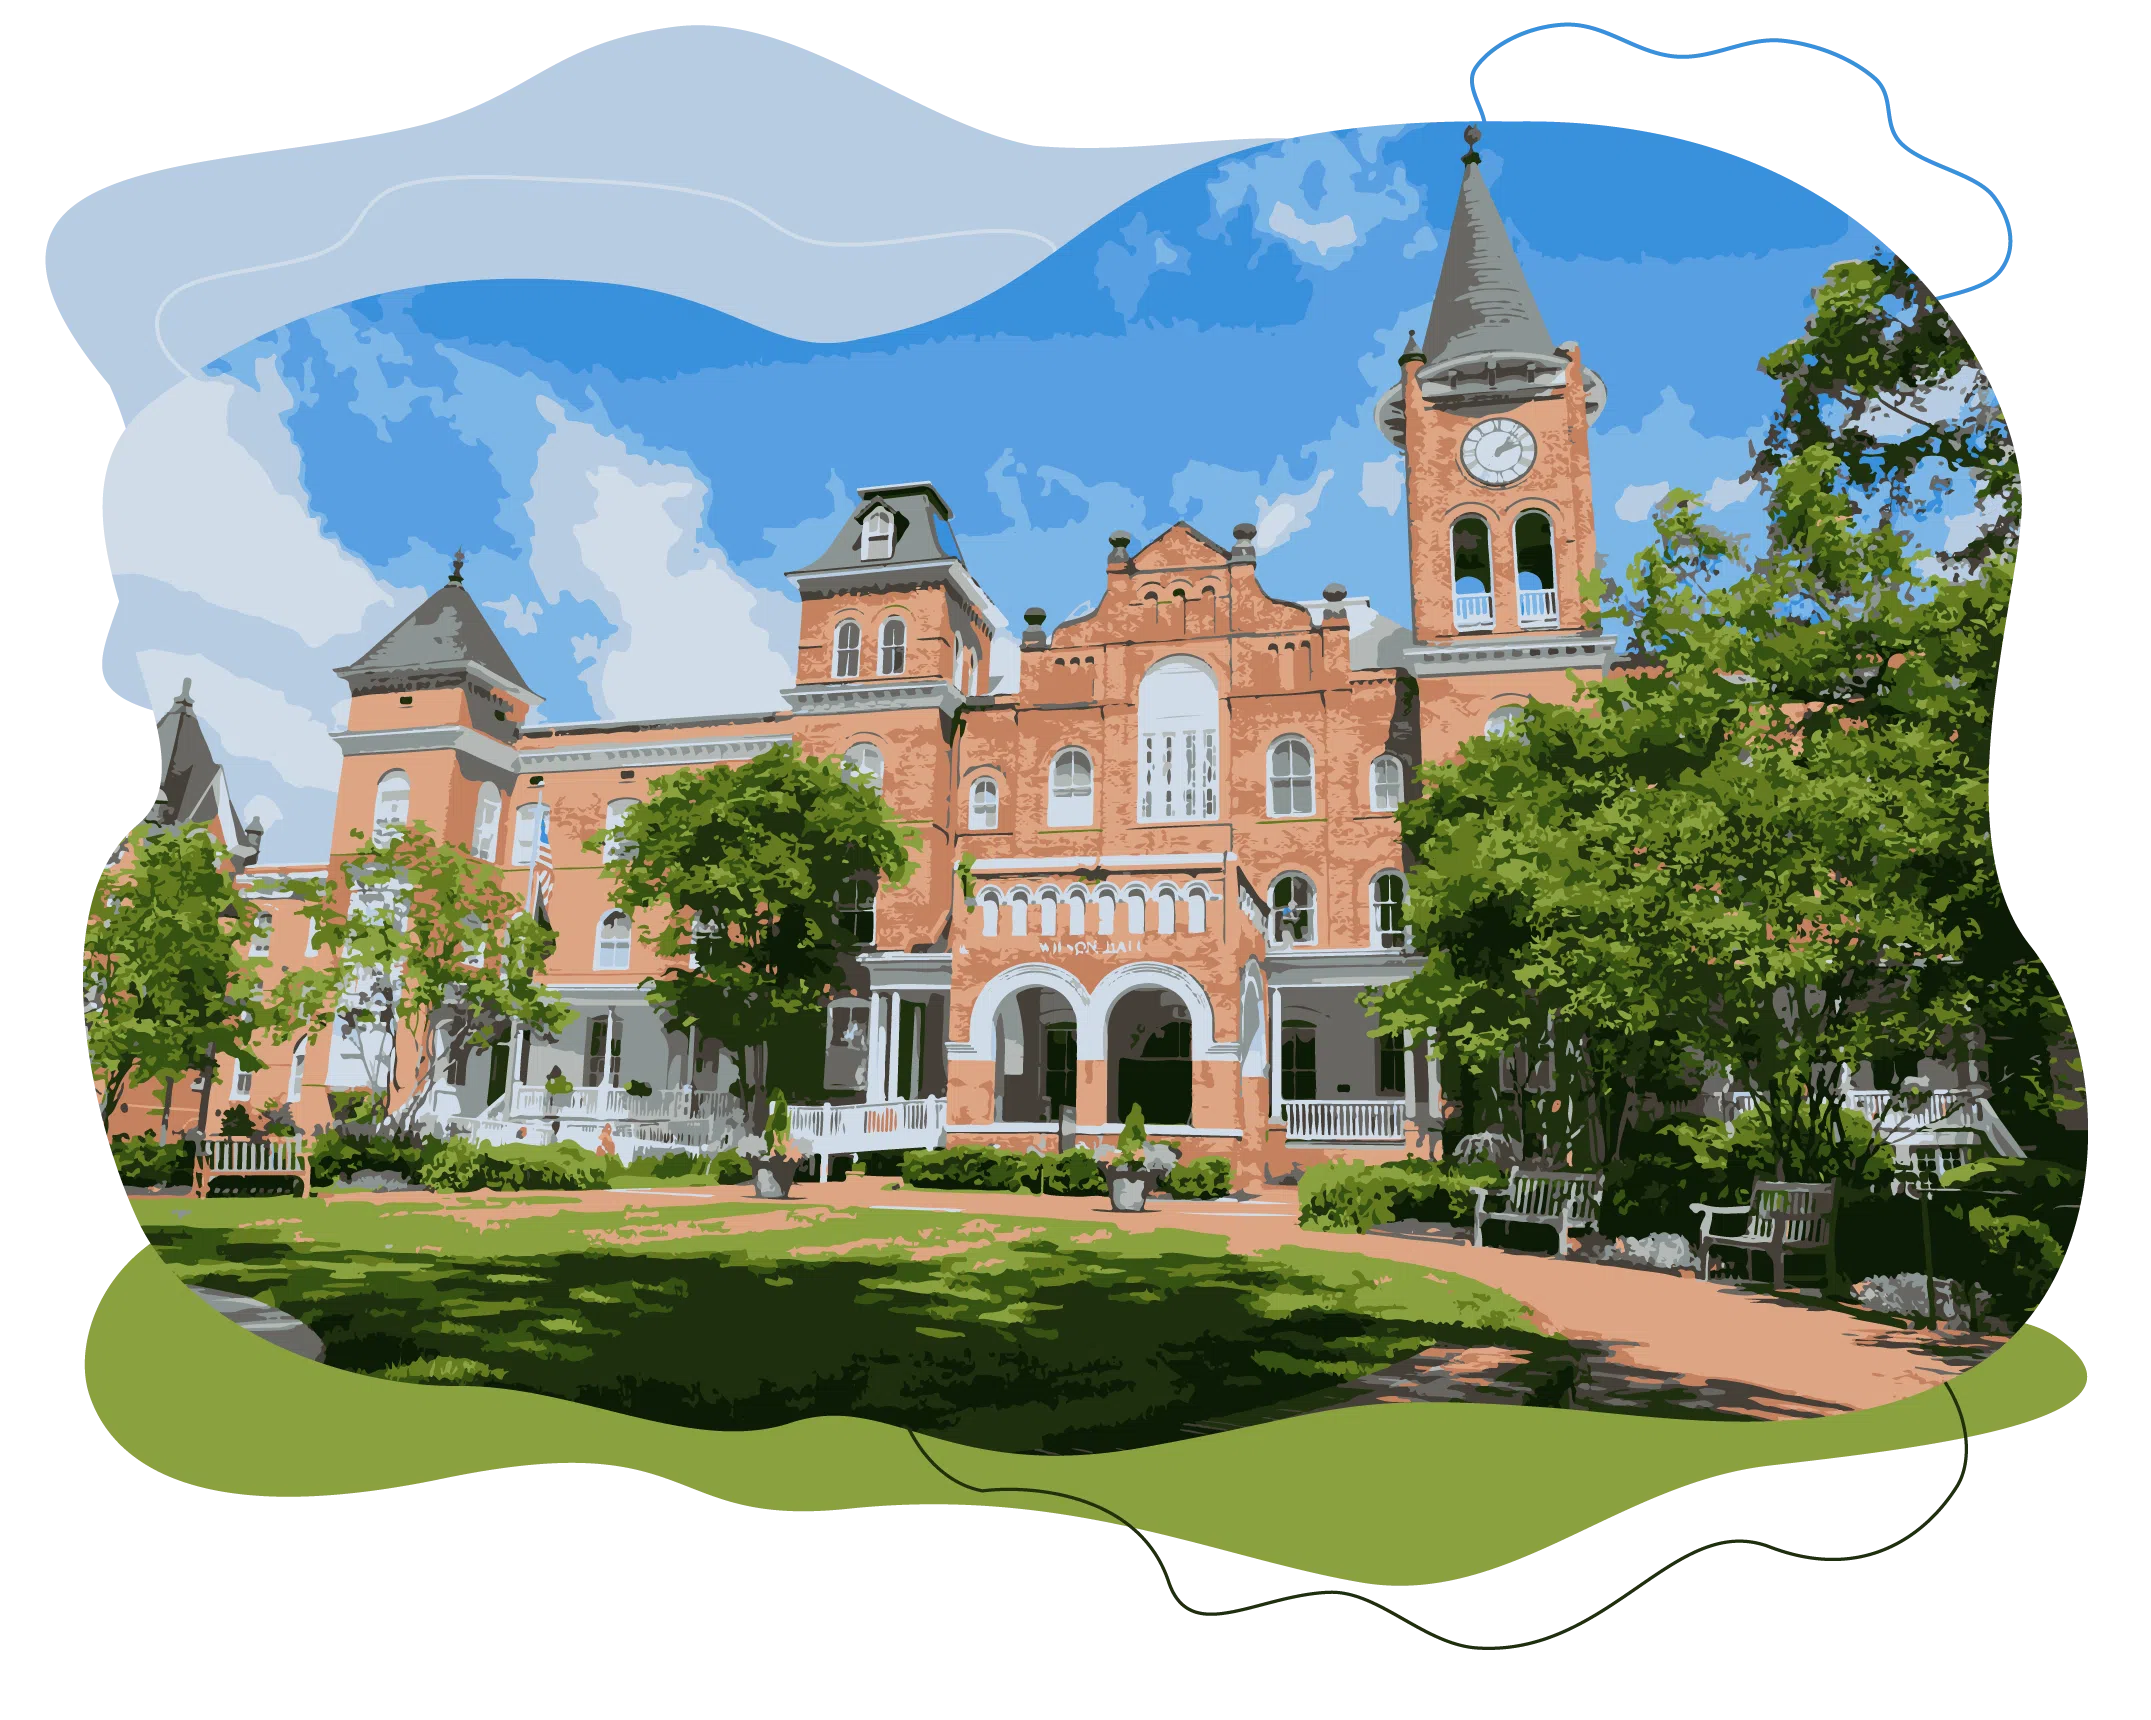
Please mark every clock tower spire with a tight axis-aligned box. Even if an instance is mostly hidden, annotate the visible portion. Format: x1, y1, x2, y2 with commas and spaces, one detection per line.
1381, 128, 1611, 663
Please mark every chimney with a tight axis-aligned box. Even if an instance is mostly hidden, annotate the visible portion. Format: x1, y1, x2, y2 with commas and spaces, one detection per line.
1228, 522, 1257, 565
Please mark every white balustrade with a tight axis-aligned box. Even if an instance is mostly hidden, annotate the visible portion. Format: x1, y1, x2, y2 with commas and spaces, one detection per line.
509, 1084, 720, 1123
1517, 586, 1559, 627
1283, 1098, 1407, 1142
1453, 591, 1494, 631
1725, 1088, 2001, 1147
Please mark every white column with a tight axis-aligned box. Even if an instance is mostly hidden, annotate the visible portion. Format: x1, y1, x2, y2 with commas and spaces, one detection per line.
1269, 986, 1284, 1123
509, 1023, 525, 1107
866, 993, 887, 1105
601, 1007, 617, 1089
1403, 1027, 1419, 1121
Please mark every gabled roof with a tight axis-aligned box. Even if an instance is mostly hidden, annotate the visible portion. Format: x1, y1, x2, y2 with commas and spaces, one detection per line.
793, 482, 961, 576
1421, 158, 1559, 374
336, 579, 534, 697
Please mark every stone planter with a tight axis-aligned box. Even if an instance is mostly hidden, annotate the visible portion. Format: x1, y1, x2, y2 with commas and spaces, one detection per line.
1107, 1167, 1155, 1213
751, 1156, 798, 1199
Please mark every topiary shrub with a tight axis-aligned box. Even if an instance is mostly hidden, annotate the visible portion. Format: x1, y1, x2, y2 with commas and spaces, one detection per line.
418, 1138, 612, 1194
902, 1146, 1029, 1192
1298, 1159, 1503, 1233
1163, 1155, 1234, 1201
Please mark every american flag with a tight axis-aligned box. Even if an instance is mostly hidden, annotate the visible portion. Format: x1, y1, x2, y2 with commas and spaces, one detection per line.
526, 802, 555, 929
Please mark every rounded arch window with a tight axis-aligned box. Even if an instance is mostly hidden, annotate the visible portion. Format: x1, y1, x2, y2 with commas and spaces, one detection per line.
372, 769, 410, 837
1484, 705, 1525, 740
1514, 510, 1555, 590
595, 910, 632, 971
1267, 736, 1315, 818
978, 889, 1003, 938
879, 616, 908, 676
832, 620, 862, 679
1369, 754, 1405, 813
841, 743, 885, 790
969, 777, 1000, 830
1065, 888, 1086, 936
860, 506, 895, 561
471, 780, 502, 861
1093, 888, 1117, 937
1451, 516, 1494, 631
1184, 884, 1209, 934
1008, 889, 1031, 938
512, 802, 540, 865
1155, 886, 1177, 936
1270, 873, 1316, 947
1049, 748, 1094, 827
1123, 886, 1147, 936
1039, 888, 1060, 937
1138, 654, 1220, 822
1372, 872, 1408, 951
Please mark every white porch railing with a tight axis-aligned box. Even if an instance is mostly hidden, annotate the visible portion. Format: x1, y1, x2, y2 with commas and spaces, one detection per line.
1725, 1088, 2023, 1158
1453, 590, 1494, 631
1283, 1098, 1407, 1142
1517, 587, 1559, 627
788, 1097, 947, 1174
510, 1084, 713, 1123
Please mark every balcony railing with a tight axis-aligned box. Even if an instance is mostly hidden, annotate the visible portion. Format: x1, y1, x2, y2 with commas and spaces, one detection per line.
1453, 590, 1494, 632
788, 1097, 948, 1174
1517, 586, 1559, 627
1283, 1098, 1407, 1141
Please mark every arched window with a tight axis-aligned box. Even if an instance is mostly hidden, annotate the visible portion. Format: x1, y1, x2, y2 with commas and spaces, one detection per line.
1515, 510, 1557, 627
979, 889, 1002, 938
1372, 872, 1408, 951
969, 777, 1000, 830
1484, 705, 1525, 740
512, 803, 540, 865
879, 616, 908, 676
1138, 655, 1220, 822
1065, 889, 1086, 937
1185, 885, 1209, 934
1049, 748, 1094, 827
471, 781, 502, 861
834, 875, 877, 947
1270, 873, 1316, 946
842, 743, 885, 790
1155, 886, 1177, 936
595, 910, 632, 971
1094, 888, 1116, 937
861, 506, 895, 561
1124, 887, 1147, 936
1009, 890, 1030, 938
1370, 754, 1405, 813
1451, 515, 1493, 631
832, 619, 863, 679
372, 769, 410, 838
1267, 737, 1315, 818
602, 797, 636, 861
1039, 889, 1059, 937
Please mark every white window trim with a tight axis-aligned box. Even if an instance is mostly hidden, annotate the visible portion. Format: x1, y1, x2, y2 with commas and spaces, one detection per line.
1370, 754, 1405, 813
1371, 870, 1410, 952
1266, 737, 1316, 819
1269, 872, 1318, 948
832, 619, 863, 680
861, 506, 895, 561
969, 777, 1000, 830
879, 616, 908, 677
1048, 748, 1094, 828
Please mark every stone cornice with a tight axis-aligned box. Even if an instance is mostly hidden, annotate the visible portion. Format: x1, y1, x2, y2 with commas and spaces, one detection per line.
518, 732, 791, 774
339, 660, 543, 707
969, 851, 1232, 874
1264, 948, 1426, 988
861, 951, 954, 991
780, 679, 964, 719
333, 724, 521, 774
1403, 631, 1618, 678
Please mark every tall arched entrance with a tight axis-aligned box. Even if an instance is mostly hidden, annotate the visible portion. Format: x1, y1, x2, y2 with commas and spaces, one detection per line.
992, 985, 1079, 1123
1106, 987, 1193, 1125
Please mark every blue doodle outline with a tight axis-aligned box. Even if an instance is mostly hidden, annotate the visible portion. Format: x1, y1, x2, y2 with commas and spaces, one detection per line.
1469, 23, 2012, 298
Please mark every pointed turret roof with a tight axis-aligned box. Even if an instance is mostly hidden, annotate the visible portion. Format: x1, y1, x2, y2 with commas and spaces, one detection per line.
145, 679, 260, 865
1421, 131, 1558, 376
336, 558, 537, 701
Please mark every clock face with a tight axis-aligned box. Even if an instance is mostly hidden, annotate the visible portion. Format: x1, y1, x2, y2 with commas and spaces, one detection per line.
1460, 417, 1537, 486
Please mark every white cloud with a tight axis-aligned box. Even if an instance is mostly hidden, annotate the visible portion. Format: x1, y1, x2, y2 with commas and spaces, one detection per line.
524, 396, 796, 719
1254, 469, 1334, 552
1360, 455, 1404, 514
135, 651, 343, 790
487, 593, 543, 635
106, 361, 405, 647
1615, 481, 1673, 522
1268, 202, 1357, 255
1204, 133, 1420, 269
1703, 476, 1759, 511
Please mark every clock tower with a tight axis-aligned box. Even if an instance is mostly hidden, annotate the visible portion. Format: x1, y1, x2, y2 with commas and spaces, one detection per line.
1380, 127, 1615, 677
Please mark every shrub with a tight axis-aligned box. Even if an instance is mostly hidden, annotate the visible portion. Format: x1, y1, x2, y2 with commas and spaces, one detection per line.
218, 1103, 255, 1137
1298, 1159, 1503, 1233
1965, 1209, 2063, 1325
903, 1146, 1029, 1193
1039, 1151, 1107, 1197
856, 1150, 909, 1177
418, 1138, 612, 1194
110, 1131, 190, 1188
624, 1078, 653, 1097
1164, 1155, 1234, 1201
308, 1130, 426, 1186
632, 1150, 700, 1180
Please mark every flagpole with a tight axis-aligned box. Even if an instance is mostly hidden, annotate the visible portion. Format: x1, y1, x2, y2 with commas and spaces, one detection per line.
511, 775, 546, 1109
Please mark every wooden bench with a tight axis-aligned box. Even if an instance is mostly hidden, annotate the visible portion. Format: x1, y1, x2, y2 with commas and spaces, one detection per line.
1692, 1180, 1836, 1291
1473, 1168, 1604, 1253
191, 1136, 313, 1199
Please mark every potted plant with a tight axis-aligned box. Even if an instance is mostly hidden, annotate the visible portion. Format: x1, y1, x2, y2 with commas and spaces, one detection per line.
543, 1068, 573, 1097
624, 1077, 653, 1097
747, 1089, 799, 1199
1106, 1105, 1160, 1213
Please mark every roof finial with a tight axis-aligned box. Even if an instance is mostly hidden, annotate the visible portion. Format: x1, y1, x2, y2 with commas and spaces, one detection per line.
449, 547, 466, 585
177, 677, 193, 707
1462, 124, 1482, 166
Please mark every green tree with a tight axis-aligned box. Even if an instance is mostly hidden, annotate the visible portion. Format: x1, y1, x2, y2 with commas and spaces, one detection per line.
299, 819, 571, 1138
596, 744, 918, 1114
84, 822, 324, 1141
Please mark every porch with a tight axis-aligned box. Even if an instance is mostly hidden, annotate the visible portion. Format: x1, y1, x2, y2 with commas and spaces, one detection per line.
1262, 949, 1431, 1146
1725, 1086, 2024, 1179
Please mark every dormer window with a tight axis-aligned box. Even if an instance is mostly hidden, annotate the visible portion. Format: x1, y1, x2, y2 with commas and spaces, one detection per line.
861, 506, 895, 561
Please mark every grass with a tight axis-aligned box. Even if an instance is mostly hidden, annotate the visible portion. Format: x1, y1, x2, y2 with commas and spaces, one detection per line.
90, 1192, 2088, 1584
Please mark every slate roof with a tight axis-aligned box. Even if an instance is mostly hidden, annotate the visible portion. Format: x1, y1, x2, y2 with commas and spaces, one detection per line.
1421, 159, 1560, 373
336, 581, 533, 695
794, 482, 961, 575
151, 687, 226, 828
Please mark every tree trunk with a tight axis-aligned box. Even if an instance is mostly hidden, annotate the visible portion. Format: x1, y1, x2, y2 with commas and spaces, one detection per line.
157, 1077, 174, 1147
194, 1056, 214, 1136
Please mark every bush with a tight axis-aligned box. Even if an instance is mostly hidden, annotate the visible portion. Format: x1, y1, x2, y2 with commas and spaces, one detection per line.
1298, 1159, 1503, 1233
110, 1131, 190, 1188
418, 1138, 613, 1194
307, 1130, 427, 1187
218, 1103, 255, 1137
1163, 1155, 1234, 1201
631, 1150, 700, 1180
1040, 1151, 1107, 1197
708, 1149, 754, 1185
902, 1146, 1029, 1193
856, 1150, 909, 1177
1965, 1209, 2063, 1325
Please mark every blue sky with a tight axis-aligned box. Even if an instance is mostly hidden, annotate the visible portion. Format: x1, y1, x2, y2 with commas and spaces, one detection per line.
103, 121, 1985, 862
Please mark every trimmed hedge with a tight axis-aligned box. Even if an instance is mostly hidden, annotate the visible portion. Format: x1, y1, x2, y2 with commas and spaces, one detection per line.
1163, 1155, 1234, 1201
902, 1146, 1029, 1193
419, 1138, 612, 1194
1039, 1151, 1108, 1197
1299, 1159, 1504, 1234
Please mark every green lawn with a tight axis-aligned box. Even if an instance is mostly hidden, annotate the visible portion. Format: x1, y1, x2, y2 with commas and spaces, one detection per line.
91, 1193, 2087, 1584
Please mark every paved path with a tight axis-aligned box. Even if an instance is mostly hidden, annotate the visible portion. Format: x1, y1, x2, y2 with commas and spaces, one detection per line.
316, 1176, 1993, 1417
